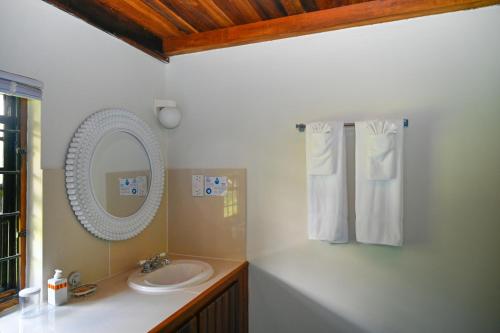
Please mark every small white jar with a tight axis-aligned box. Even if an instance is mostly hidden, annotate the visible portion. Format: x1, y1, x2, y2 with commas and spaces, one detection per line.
19, 287, 41, 318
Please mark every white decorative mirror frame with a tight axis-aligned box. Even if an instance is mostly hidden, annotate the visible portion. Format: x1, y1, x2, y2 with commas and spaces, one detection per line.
65, 109, 164, 240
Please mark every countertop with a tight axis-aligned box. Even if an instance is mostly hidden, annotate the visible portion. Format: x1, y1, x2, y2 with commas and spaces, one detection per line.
0, 256, 244, 333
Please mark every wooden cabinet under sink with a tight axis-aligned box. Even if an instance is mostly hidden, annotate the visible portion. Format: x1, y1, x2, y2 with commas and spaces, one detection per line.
150, 262, 248, 333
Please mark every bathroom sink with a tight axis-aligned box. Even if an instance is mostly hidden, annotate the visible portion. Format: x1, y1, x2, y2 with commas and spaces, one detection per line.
127, 260, 214, 294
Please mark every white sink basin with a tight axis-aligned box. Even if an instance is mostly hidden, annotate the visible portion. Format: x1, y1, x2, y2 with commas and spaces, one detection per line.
127, 259, 214, 294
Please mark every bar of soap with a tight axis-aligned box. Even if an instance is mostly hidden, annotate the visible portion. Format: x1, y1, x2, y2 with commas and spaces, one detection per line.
71, 284, 97, 297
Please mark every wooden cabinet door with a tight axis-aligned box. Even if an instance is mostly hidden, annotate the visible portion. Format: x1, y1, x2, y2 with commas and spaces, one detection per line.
151, 262, 248, 333
176, 317, 197, 333
198, 282, 239, 333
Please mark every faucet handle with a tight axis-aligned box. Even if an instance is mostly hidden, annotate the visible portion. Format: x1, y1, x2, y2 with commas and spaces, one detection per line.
149, 252, 167, 260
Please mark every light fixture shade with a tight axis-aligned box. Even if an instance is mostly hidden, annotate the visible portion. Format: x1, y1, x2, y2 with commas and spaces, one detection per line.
158, 107, 181, 129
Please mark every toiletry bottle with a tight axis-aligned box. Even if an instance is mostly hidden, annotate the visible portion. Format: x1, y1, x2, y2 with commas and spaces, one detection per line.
48, 269, 68, 306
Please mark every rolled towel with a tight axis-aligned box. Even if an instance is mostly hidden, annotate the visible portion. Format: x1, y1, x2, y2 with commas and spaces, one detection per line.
306, 122, 338, 175
366, 122, 397, 180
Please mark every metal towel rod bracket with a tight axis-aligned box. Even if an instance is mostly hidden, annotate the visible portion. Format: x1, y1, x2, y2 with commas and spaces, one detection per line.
295, 119, 408, 132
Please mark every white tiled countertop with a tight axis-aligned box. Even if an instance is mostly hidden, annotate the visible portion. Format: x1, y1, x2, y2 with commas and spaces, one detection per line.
0, 256, 244, 333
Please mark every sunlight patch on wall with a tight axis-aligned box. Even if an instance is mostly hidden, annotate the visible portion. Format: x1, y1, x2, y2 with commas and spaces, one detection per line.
224, 177, 238, 218
27, 99, 43, 293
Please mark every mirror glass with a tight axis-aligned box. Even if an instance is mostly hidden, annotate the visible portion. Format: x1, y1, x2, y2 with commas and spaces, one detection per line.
91, 131, 151, 218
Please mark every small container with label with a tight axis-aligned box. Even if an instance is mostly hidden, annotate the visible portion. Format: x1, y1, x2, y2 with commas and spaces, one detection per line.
48, 269, 68, 306
19, 287, 41, 318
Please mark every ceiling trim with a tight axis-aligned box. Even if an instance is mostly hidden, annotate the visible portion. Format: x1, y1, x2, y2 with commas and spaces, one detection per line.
163, 0, 500, 56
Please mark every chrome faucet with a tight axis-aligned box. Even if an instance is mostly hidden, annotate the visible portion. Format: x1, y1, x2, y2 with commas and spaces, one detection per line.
139, 252, 170, 273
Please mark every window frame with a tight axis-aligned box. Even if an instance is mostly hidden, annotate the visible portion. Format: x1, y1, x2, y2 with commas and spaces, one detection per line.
0, 95, 27, 312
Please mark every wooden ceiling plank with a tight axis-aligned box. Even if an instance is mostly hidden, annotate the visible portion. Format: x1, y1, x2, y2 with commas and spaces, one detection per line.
300, 0, 320, 11
212, 0, 263, 24
248, 0, 288, 19
161, 0, 226, 31
314, 0, 337, 9
164, 0, 500, 56
144, 0, 199, 34
315, 0, 366, 9
280, 0, 306, 14
97, 0, 184, 38
197, 0, 235, 27
42, 0, 167, 61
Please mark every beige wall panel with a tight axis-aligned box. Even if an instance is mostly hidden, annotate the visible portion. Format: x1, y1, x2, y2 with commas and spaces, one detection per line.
43, 169, 109, 287
42, 169, 168, 291
168, 169, 246, 260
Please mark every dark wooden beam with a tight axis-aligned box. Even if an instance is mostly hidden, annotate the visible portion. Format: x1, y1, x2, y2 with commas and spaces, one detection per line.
164, 0, 500, 56
42, 0, 168, 62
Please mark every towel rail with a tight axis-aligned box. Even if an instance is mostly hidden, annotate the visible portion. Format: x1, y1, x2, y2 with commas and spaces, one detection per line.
295, 119, 408, 132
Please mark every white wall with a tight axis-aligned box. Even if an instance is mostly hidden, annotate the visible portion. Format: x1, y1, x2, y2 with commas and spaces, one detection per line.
0, 0, 169, 291
165, 6, 500, 333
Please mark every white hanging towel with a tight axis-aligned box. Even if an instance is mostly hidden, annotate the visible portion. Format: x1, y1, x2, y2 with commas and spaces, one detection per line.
306, 121, 348, 243
355, 119, 404, 246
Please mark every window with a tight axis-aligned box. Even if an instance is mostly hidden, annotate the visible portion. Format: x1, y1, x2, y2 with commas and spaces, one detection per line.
0, 94, 27, 312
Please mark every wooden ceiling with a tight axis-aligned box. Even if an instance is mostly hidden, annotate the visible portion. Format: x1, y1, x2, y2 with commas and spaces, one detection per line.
43, 0, 499, 61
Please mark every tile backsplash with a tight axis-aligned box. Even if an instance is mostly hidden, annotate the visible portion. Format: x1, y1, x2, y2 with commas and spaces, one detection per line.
168, 169, 246, 260
42, 169, 167, 291
39, 168, 244, 298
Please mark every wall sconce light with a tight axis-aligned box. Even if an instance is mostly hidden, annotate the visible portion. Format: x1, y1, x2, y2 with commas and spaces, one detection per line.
154, 99, 181, 129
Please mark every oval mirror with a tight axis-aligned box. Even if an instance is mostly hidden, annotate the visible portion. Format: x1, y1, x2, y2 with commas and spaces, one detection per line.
65, 109, 164, 240
91, 131, 151, 218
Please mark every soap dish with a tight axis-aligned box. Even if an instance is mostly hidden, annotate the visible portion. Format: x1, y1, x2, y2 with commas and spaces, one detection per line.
71, 284, 97, 298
